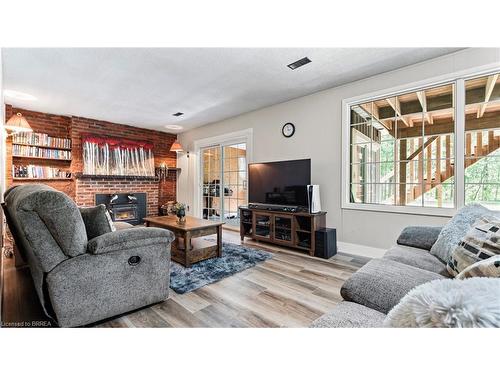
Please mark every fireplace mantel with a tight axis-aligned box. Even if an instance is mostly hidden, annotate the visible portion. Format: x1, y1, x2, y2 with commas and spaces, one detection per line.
75, 173, 159, 181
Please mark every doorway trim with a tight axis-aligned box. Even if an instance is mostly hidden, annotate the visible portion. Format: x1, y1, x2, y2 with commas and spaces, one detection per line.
193, 128, 253, 218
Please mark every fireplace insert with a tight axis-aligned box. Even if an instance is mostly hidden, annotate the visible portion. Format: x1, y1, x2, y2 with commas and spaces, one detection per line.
95, 193, 147, 225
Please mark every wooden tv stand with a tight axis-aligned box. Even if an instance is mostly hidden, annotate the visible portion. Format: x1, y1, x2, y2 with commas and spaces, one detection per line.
239, 206, 326, 256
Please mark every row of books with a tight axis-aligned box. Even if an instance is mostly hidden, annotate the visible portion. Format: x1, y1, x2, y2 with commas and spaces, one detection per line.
13, 132, 71, 149
13, 144, 72, 160
13, 164, 71, 179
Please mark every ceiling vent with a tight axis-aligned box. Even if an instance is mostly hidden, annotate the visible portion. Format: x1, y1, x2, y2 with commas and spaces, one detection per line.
172, 112, 184, 117
287, 57, 311, 70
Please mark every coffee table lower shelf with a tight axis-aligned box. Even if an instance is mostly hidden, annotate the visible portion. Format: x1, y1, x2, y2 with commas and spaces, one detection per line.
171, 238, 219, 266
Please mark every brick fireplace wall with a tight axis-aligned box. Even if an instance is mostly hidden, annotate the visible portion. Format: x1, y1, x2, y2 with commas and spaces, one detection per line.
5, 105, 178, 214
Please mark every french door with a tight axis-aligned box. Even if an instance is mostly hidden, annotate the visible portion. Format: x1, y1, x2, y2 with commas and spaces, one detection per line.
201, 142, 247, 227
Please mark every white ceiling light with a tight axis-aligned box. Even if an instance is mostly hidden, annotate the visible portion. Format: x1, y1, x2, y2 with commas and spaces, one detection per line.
165, 125, 183, 130
4, 89, 38, 101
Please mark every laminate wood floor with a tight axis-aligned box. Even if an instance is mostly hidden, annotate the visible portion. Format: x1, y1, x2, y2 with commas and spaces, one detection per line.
1, 230, 370, 328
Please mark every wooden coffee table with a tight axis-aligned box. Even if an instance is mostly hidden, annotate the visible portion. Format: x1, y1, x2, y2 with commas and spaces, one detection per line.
143, 215, 224, 267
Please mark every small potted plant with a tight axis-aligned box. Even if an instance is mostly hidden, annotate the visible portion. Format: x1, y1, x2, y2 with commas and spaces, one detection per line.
174, 202, 187, 224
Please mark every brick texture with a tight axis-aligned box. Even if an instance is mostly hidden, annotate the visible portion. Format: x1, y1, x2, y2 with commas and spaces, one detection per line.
4, 105, 177, 214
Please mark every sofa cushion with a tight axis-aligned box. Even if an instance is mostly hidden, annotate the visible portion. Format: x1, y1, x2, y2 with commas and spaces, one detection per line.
79, 204, 116, 240
310, 301, 385, 328
383, 245, 448, 275
447, 216, 500, 276
397, 226, 443, 250
341, 258, 446, 314
17, 189, 88, 257
430, 204, 496, 263
384, 278, 500, 328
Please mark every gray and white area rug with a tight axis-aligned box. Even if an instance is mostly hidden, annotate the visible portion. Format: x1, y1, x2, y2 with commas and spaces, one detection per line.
169, 242, 272, 294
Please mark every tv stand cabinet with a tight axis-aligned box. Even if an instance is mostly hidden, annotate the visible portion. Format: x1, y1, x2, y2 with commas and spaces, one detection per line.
239, 206, 326, 256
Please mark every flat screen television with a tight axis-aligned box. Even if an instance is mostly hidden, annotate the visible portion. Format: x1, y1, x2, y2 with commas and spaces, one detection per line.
248, 159, 311, 208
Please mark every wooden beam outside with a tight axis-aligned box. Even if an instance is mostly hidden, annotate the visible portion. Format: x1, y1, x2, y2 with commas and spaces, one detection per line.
359, 102, 393, 133
416, 91, 433, 124
406, 136, 438, 162
478, 74, 499, 118
398, 110, 500, 139
399, 139, 407, 205
386, 98, 410, 127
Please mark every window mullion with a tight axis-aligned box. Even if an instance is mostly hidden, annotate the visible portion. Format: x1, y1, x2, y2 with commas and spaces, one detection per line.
455, 79, 466, 209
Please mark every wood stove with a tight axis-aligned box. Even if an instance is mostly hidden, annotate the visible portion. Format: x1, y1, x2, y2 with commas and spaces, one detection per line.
95, 193, 147, 225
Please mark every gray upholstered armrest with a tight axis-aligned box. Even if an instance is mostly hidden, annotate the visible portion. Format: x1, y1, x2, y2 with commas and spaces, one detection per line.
87, 227, 175, 254
396, 226, 443, 250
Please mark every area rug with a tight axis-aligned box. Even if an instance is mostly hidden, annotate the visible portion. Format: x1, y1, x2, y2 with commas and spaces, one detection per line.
169, 242, 272, 294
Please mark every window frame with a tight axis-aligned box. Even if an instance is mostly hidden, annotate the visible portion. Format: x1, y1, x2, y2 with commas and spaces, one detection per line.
342, 64, 500, 217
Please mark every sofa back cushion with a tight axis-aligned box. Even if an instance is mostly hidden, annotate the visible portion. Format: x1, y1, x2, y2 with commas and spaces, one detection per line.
79, 204, 116, 240
14, 185, 88, 258
447, 216, 500, 276
430, 204, 497, 263
4, 185, 69, 272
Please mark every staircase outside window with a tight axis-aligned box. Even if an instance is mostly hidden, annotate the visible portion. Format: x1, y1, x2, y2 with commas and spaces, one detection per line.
346, 71, 500, 213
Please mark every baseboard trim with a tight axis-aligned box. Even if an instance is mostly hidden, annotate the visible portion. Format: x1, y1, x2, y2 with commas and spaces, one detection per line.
337, 241, 386, 259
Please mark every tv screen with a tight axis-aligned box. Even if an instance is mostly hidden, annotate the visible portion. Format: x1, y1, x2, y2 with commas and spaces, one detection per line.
248, 159, 311, 207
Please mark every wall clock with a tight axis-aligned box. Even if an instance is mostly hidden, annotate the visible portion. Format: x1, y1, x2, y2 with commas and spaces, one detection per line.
282, 122, 295, 138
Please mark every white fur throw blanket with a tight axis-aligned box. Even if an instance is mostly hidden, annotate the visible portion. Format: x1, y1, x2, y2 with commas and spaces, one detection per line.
384, 278, 500, 328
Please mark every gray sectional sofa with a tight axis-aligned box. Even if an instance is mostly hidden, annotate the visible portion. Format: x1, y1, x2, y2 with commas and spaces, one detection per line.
2, 184, 175, 327
311, 206, 499, 328
311, 227, 446, 327
312, 227, 450, 328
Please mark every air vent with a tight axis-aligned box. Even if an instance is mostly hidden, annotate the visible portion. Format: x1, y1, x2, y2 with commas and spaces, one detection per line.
172, 112, 184, 117
287, 57, 311, 70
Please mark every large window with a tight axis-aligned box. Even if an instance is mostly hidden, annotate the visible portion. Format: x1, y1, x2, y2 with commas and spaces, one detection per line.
464, 73, 500, 209
346, 71, 500, 213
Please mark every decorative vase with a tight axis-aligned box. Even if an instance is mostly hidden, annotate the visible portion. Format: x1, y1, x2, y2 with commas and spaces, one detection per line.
176, 209, 186, 224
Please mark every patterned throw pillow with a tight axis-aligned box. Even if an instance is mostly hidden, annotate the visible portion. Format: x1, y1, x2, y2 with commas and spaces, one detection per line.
447, 216, 500, 277
456, 255, 500, 279
430, 204, 494, 263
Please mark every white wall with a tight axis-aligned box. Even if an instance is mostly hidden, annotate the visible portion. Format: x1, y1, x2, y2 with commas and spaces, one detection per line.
178, 48, 500, 249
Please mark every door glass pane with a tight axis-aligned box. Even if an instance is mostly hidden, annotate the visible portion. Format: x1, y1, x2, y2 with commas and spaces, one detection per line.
274, 216, 292, 242
255, 214, 271, 238
201, 146, 221, 221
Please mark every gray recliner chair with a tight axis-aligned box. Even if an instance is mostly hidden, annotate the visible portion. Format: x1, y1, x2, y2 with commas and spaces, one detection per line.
2, 184, 174, 327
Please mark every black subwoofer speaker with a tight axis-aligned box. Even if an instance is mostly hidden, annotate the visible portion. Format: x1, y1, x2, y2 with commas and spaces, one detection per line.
315, 228, 337, 259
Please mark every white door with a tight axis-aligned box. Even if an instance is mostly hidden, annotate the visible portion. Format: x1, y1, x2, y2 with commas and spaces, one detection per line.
200, 142, 247, 227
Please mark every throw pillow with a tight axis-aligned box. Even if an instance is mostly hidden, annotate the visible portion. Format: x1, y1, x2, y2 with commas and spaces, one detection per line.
384, 278, 500, 328
79, 204, 116, 240
430, 204, 496, 263
456, 255, 500, 279
446, 216, 500, 277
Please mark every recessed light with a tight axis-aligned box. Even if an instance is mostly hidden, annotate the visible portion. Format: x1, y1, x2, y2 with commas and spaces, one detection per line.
287, 57, 311, 70
172, 112, 184, 117
4, 89, 38, 101
165, 125, 183, 130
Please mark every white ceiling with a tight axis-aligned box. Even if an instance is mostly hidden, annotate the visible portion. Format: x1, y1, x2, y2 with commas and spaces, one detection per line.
2, 48, 461, 133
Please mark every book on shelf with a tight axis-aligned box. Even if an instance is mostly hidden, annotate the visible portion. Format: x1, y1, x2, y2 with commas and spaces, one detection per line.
13, 164, 71, 179
12, 144, 72, 160
12, 132, 71, 149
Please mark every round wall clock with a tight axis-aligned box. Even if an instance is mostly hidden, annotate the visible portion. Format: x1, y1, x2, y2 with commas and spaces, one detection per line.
282, 122, 295, 138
